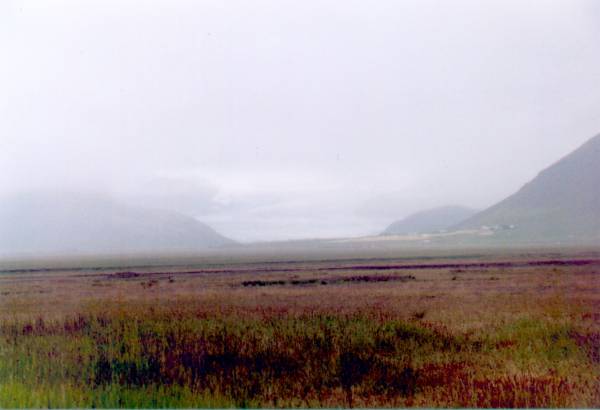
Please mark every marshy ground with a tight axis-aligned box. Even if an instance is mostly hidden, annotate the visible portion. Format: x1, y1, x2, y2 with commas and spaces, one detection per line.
0, 248, 599, 407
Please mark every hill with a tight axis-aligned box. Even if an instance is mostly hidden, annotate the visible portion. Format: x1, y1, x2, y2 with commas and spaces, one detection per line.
455, 134, 600, 242
0, 192, 235, 255
382, 205, 477, 235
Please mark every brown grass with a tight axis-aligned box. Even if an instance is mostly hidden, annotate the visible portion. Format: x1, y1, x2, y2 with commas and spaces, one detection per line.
0, 250, 599, 407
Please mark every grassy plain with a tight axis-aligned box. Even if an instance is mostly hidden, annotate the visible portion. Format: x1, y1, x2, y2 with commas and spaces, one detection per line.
0, 248, 599, 407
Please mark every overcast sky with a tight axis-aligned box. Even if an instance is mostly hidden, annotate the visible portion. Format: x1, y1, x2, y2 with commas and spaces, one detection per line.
2, 0, 600, 242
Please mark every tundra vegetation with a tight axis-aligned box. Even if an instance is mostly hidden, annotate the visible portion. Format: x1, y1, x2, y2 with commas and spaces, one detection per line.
0, 250, 599, 407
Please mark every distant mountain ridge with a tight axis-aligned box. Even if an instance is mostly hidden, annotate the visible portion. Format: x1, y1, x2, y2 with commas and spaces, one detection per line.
455, 134, 600, 242
0, 193, 235, 255
382, 205, 477, 235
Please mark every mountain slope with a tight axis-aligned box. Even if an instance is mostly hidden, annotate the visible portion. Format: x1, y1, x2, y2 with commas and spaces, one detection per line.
0, 193, 235, 255
382, 205, 477, 235
455, 134, 600, 242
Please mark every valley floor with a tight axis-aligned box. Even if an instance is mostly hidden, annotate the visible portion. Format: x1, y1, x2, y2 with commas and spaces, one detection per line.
0, 249, 599, 407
